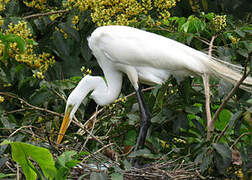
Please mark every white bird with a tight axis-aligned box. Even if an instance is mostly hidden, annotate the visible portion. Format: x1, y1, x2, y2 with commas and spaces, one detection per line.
57, 25, 252, 152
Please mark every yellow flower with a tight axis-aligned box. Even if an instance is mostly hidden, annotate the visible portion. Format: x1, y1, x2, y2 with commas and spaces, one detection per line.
230, 35, 240, 45
3, 83, 11, 88
72, 16, 79, 24
0, 15, 4, 26
0, 96, 4, 103
160, 140, 169, 148
64, 0, 180, 27
213, 15, 227, 32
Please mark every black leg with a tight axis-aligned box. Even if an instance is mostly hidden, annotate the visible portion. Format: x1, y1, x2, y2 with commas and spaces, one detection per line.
134, 88, 151, 151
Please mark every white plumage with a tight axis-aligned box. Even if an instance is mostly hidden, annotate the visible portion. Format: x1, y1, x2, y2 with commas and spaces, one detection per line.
57, 25, 252, 146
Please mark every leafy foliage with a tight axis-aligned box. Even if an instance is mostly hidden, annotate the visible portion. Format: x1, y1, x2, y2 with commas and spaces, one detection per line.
0, 0, 251, 179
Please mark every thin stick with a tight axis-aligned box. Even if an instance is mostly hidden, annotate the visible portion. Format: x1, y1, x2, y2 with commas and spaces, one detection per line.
202, 74, 212, 139
0, 92, 63, 117
230, 132, 251, 149
81, 143, 114, 162
212, 69, 251, 128
8, 125, 32, 138
83, 106, 100, 148
208, 36, 216, 57
16, 164, 20, 180
23, 10, 69, 19
205, 35, 215, 139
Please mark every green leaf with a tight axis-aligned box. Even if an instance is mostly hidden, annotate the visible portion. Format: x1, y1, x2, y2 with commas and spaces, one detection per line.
0, 173, 15, 178
202, 0, 208, 11
195, 147, 208, 164
241, 26, 252, 34
59, 23, 80, 42
216, 109, 231, 130
90, 172, 108, 180
191, 119, 205, 135
3, 33, 26, 53
56, 151, 78, 168
151, 111, 166, 124
229, 111, 242, 130
212, 143, 232, 174
204, 13, 215, 21
129, 148, 151, 158
237, 49, 248, 58
185, 105, 200, 114
186, 33, 194, 45
1, 140, 57, 180
53, 31, 70, 56
173, 112, 189, 133
181, 21, 190, 33
111, 172, 123, 180
123, 159, 132, 170
235, 29, 245, 37
129, 148, 159, 159
124, 130, 137, 146
127, 113, 139, 125
200, 153, 213, 173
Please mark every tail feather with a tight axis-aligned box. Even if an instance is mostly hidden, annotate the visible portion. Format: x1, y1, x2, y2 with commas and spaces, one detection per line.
207, 57, 252, 93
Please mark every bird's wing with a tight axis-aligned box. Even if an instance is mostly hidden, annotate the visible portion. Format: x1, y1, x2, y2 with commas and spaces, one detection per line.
89, 25, 208, 75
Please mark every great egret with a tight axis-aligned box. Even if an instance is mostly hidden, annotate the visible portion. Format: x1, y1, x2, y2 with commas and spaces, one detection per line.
57, 25, 252, 152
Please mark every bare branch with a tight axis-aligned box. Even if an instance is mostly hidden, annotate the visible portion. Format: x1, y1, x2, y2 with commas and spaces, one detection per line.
212, 69, 251, 125
23, 10, 69, 19
230, 132, 251, 149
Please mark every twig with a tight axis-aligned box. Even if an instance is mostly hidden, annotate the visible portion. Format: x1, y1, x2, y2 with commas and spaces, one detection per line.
212, 69, 251, 131
230, 132, 251, 149
215, 122, 230, 143
196, 170, 207, 179
8, 125, 32, 138
23, 9, 69, 19
83, 106, 100, 148
0, 92, 63, 117
5, 161, 16, 173
205, 36, 215, 139
81, 143, 114, 162
16, 164, 20, 180
208, 36, 216, 57
78, 164, 106, 173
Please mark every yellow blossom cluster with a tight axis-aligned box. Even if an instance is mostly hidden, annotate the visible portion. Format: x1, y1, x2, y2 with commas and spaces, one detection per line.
80, 66, 92, 76
0, 0, 10, 11
3, 83, 11, 87
0, 95, 4, 103
0, 42, 4, 56
0, 15, 4, 26
72, 16, 79, 31
2, 21, 55, 78
23, 0, 47, 10
213, 15, 226, 32
63, 0, 180, 27
188, 0, 200, 13
33, 71, 45, 79
108, 97, 127, 111
230, 35, 240, 45
173, 137, 186, 144
114, 97, 127, 103
234, 168, 244, 179
55, 27, 68, 39
160, 139, 170, 149
49, 13, 62, 21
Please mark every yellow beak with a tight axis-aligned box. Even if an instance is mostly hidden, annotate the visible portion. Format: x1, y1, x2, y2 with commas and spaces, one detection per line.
57, 110, 71, 144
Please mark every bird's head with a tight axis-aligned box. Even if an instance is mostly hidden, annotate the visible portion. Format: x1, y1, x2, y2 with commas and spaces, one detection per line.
57, 95, 80, 144
56, 75, 109, 144
56, 76, 91, 144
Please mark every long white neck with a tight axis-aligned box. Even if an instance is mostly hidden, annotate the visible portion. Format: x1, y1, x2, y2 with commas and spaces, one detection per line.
91, 67, 123, 106
67, 72, 122, 119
